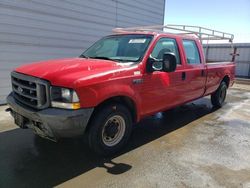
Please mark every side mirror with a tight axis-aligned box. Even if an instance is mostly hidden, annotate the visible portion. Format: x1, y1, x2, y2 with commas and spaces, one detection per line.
146, 52, 177, 73
162, 52, 177, 72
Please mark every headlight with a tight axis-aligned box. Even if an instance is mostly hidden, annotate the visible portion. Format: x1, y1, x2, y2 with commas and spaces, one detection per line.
50, 86, 80, 109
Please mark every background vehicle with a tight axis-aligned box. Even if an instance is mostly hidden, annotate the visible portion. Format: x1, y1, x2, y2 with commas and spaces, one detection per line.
6, 25, 235, 155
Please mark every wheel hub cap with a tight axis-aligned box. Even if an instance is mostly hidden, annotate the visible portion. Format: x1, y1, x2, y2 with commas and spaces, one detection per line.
102, 115, 126, 147
104, 121, 119, 138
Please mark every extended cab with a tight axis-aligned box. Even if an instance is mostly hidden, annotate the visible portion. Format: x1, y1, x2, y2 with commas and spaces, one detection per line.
6, 25, 235, 155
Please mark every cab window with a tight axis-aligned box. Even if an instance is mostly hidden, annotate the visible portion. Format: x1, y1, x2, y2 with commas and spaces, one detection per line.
151, 38, 180, 64
182, 40, 201, 64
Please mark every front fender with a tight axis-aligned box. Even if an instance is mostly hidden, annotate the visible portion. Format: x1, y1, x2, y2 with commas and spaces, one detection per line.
76, 83, 142, 121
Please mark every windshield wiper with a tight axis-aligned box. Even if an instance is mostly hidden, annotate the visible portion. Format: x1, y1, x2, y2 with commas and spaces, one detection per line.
112, 58, 138, 62
79, 54, 88, 58
89, 56, 118, 62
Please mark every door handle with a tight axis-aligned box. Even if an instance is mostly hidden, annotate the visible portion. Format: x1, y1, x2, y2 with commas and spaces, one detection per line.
201, 70, 205, 77
182, 72, 186, 80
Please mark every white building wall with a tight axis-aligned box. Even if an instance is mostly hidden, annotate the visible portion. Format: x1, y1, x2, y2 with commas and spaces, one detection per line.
0, 0, 165, 103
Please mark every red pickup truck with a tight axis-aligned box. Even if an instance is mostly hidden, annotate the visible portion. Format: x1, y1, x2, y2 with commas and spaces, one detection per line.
6, 26, 235, 155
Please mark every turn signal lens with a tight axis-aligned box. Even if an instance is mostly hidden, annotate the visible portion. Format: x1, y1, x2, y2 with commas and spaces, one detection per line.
72, 102, 81, 109
51, 102, 81, 110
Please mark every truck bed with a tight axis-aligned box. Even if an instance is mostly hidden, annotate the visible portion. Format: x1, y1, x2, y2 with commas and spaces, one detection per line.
204, 61, 235, 95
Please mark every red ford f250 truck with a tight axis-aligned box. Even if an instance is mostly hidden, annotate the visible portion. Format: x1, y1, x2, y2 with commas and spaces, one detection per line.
6, 25, 235, 155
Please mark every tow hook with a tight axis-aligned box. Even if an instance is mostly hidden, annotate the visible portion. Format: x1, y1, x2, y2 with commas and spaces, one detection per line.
5, 108, 12, 112
5, 107, 13, 117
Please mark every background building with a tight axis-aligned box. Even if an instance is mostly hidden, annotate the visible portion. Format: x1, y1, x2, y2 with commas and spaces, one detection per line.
0, 0, 166, 103
204, 43, 250, 78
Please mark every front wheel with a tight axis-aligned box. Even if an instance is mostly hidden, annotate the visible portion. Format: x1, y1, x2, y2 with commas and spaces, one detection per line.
211, 81, 227, 108
87, 103, 132, 156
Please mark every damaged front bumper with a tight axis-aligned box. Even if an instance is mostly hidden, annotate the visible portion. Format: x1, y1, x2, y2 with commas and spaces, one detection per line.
6, 93, 94, 141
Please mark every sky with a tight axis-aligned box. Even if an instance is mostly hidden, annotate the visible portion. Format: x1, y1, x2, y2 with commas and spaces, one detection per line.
164, 0, 250, 43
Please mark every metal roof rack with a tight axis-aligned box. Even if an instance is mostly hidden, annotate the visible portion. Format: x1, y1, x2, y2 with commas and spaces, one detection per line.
113, 24, 234, 43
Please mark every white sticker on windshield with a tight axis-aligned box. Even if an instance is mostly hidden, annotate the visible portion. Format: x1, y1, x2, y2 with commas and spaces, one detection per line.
129, 39, 146, 44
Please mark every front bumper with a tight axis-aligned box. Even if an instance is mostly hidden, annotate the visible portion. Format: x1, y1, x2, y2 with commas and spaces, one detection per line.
7, 93, 94, 140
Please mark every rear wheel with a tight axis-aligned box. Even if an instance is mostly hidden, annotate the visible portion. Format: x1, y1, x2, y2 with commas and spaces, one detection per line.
87, 103, 132, 156
211, 81, 227, 108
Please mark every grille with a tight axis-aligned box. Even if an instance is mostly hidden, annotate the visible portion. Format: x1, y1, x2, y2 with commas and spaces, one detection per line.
11, 72, 50, 109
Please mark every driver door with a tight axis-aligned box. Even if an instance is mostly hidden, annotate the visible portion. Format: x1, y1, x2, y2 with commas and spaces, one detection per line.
139, 37, 188, 116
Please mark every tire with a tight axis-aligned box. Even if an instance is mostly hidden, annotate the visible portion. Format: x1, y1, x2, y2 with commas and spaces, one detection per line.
211, 81, 227, 108
87, 103, 133, 156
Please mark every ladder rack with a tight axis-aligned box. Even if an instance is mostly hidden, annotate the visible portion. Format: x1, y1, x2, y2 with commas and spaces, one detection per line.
113, 24, 234, 43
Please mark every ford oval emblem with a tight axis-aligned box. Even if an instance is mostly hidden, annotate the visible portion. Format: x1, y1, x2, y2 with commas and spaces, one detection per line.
18, 86, 23, 93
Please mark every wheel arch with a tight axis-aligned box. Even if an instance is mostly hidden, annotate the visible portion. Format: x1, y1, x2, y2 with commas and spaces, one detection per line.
221, 75, 230, 88
85, 95, 138, 132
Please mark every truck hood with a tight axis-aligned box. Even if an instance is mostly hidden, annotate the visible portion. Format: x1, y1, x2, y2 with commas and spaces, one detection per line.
15, 58, 137, 87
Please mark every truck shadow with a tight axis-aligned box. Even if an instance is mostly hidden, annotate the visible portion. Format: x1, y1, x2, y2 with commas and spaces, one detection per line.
0, 98, 217, 188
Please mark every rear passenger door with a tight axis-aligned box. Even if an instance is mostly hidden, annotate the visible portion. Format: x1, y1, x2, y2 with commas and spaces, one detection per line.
182, 39, 206, 99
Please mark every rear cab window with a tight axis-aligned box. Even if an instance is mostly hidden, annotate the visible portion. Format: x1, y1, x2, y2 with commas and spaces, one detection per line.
182, 40, 201, 64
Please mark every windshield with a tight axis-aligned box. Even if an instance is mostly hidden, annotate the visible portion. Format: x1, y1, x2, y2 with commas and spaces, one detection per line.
80, 34, 153, 62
